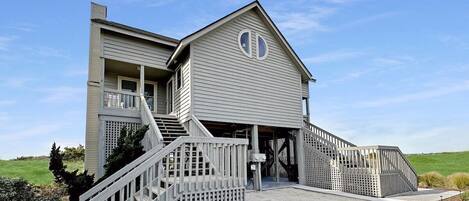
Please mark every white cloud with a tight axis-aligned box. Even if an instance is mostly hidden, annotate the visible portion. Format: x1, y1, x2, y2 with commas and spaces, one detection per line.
304, 50, 365, 64
0, 100, 16, 106
274, 6, 335, 34
440, 35, 469, 50
358, 80, 469, 107
0, 36, 15, 51
372, 55, 416, 66
0, 124, 62, 141
336, 12, 397, 30
0, 77, 33, 88
39, 86, 86, 103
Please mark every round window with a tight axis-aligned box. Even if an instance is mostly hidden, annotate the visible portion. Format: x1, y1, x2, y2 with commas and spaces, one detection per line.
257, 34, 268, 60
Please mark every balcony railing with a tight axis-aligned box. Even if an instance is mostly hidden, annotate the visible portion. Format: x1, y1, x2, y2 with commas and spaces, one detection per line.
103, 89, 139, 110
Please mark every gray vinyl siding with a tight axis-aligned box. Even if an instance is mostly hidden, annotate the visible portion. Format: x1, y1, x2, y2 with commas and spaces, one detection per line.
173, 58, 191, 122
104, 72, 118, 90
102, 33, 173, 69
191, 10, 302, 128
302, 82, 309, 98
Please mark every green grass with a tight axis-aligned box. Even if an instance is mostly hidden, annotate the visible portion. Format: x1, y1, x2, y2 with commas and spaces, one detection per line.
407, 151, 469, 176
0, 158, 83, 185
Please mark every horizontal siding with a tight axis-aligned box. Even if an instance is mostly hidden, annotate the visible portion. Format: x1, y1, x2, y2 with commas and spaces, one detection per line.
104, 72, 118, 90
173, 58, 191, 122
302, 82, 309, 98
102, 33, 172, 69
192, 10, 302, 128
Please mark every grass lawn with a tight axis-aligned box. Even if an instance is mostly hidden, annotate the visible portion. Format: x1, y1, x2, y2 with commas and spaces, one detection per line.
0, 158, 83, 185
407, 151, 469, 176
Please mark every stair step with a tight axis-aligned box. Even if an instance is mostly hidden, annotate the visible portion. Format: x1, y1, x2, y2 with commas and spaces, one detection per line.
149, 186, 166, 195
134, 194, 152, 201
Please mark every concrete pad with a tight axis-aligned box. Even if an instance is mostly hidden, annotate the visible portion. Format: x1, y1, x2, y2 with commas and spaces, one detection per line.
383, 188, 460, 201
246, 185, 378, 201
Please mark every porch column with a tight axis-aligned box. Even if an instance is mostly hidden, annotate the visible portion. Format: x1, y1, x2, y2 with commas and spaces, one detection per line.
251, 125, 262, 191
296, 129, 306, 185
139, 65, 144, 96
273, 130, 279, 182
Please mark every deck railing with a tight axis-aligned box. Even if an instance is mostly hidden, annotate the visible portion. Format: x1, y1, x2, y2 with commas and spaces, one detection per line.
83, 136, 248, 201
304, 120, 355, 149
190, 115, 214, 137
140, 95, 164, 151
103, 89, 139, 110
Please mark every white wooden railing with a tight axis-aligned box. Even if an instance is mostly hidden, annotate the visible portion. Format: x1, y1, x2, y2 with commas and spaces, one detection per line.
103, 89, 139, 110
302, 122, 417, 197
304, 121, 355, 149
79, 144, 164, 201
190, 115, 214, 137
140, 95, 164, 151
83, 136, 248, 201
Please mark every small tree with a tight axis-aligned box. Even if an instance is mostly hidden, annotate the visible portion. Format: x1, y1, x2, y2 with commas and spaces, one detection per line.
49, 143, 94, 201
102, 125, 149, 178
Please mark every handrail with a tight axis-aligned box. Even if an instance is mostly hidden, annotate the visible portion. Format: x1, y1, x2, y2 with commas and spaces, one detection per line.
79, 144, 164, 201
303, 120, 356, 148
140, 95, 163, 150
88, 136, 248, 201
104, 88, 138, 96
191, 115, 214, 137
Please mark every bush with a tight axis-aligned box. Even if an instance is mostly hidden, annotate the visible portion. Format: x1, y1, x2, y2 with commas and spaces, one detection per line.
102, 125, 148, 179
49, 143, 94, 201
448, 173, 469, 190
461, 191, 469, 201
418, 171, 447, 188
0, 177, 60, 201
63, 145, 85, 161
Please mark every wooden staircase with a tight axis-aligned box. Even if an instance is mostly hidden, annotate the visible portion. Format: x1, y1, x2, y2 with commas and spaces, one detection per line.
302, 121, 418, 197
154, 115, 189, 145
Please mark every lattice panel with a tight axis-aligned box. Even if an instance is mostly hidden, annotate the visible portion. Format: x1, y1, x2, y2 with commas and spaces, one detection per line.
179, 187, 245, 201
104, 120, 140, 159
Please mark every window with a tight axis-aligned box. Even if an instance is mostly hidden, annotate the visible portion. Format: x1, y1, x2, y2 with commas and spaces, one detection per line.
121, 80, 137, 93
256, 34, 268, 60
176, 67, 182, 90
238, 29, 251, 57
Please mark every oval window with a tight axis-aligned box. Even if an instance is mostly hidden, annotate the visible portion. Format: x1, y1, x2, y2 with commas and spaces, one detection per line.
257, 34, 268, 60
238, 29, 251, 57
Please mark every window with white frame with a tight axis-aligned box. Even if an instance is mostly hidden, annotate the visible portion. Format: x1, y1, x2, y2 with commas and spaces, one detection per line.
238, 29, 251, 57
256, 34, 268, 60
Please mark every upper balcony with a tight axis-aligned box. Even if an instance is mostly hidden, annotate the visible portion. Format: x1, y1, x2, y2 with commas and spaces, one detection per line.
100, 59, 173, 117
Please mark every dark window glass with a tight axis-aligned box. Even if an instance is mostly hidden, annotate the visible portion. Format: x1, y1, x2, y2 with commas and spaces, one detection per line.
258, 36, 267, 58
240, 32, 250, 55
121, 80, 137, 92
176, 68, 182, 89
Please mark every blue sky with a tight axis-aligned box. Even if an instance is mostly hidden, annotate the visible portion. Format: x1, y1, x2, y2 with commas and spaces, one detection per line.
0, 0, 468, 159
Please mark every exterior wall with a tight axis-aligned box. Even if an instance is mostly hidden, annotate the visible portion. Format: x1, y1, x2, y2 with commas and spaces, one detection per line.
191, 10, 303, 128
102, 33, 173, 70
172, 57, 191, 122
85, 21, 104, 177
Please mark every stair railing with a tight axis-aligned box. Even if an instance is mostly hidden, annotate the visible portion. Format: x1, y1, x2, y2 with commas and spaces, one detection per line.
86, 136, 248, 201
303, 120, 355, 149
190, 115, 214, 137
79, 143, 164, 201
140, 95, 164, 150
375, 146, 418, 190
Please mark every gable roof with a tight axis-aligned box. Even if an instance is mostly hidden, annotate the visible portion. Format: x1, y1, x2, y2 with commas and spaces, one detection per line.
166, 1, 314, 81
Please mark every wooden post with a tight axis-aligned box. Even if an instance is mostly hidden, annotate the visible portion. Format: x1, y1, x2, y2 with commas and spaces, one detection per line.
296, 129, 306, 185
139, 65, 144, 96
273, 129, 279, 182
251, 125, 262, 191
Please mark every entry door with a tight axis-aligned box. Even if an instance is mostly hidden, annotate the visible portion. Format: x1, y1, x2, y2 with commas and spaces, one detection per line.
144, 83, 156, 111
167, 79, 174, 114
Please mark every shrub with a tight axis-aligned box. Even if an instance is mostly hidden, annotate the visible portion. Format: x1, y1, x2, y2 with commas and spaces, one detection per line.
418, 171, 447, 188
448, 173, 469, 190
63, 145, 85, 161
102, 125, 148, 179
0, 177, 60, 201
49, 143, 94, 201
461, 191, 469, 201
